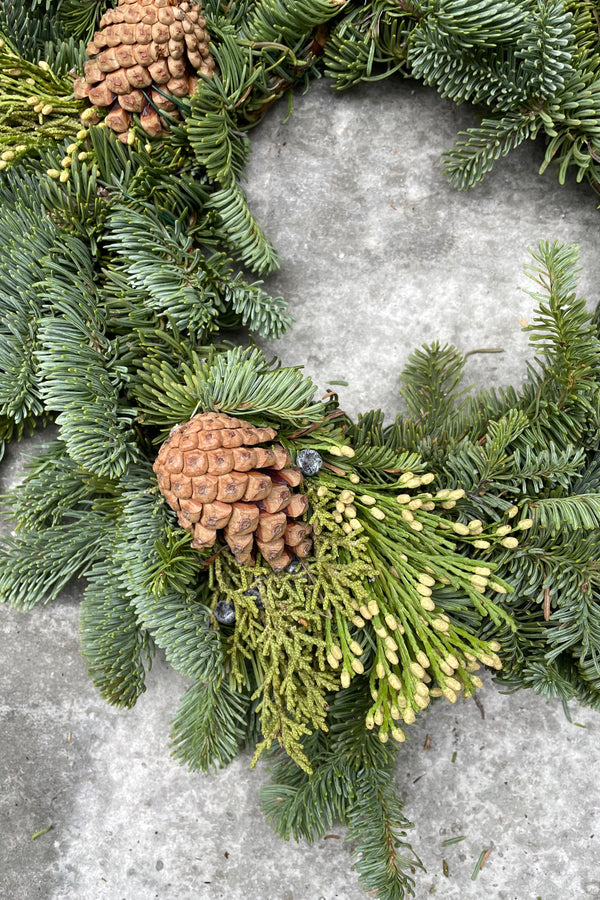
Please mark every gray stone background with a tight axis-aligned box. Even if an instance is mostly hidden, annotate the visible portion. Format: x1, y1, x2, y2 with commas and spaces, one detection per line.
2, 78, 600, 900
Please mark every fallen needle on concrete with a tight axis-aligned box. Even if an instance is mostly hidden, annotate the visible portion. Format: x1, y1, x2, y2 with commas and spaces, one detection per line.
471, 848, 493, 880
31, 825, 52, 841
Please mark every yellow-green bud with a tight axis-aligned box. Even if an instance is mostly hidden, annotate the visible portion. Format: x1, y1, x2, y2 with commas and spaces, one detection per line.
490, 582, 508, 593
416, 651, 430, 668
422, 501, 436, 511
440, 500, 456, 509
359, 604, 372, 620
340, 489, 355, 504
61, 156, 72, 168
384, 635, 397, 652
507, 505, 519, 518
432, 618, 450, 632
46, 168, 61, 179
368, 599, 380, 617
410, 520, 424, 532
374, 624, 388, 638
449, 488, 465, 500
333, 513, 343, 524
421, 473, 435, 484
374, 709, 384, 726
329, 445, 343, 456
414, 682, 429, 699
416, 583, 432, 597
389, 673, 402, 691
360, 494, 376, 506
408, 498, 422, 510
327, 654, 339, 669
501, 537, 519, 549
344, 504, 357, 519
396, 493, 411, 504
415, 692, 430, 709
349, 640, 364, 657
435, 489, 451, 500
453, 523, 470, 535
401, 509, 414, 522
473, 539, 491, 549
379, 731, 389, 743
446, 677, 462, 692
342, 522, 352, 535
517, 518, 533, 530
418, 573, 436, 587
446, 654, 460, 669
59, 170, 70, 182
420, 597, 436, 611
471, 676, 483, 688
471, 574, 489, 588
370, 507, 386, 521
77, 129, 88, 140
488, 641, 501, 652
399, 471, 414, 484
34, 102, 44, 113
410, 662, 426, 679
317, 485, 328, 498
26, 96, 38, 106
429, 687, 443, 697
351, 658, 364, 675
66, 143, 78, 154
439, 660, 454, 676
348, 516, 361, 529
406, 477, 422, 489
479, 653, 496, 667
496, 524, 512, 536
365, 714, 375, 730
376, 663, 386, 679
330, 645, 343, 661
341, 670, 351, 688
38, 60, 50, 71
335, 500, 345, 513
352, 615, 365, 628
77, 152, 89, 161
385, 649, 399, 665
390, 706, 401, 720
340, 445, 355, 458
385, 614, 399, 631
391, 727, 406, 742
443, 688, 457, 703
40, 103, 53, 116
1, 150, 15, 161
402, 707, 416, 724
349, 473, 360, 484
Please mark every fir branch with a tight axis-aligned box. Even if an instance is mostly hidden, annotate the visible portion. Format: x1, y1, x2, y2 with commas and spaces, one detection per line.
0, 511, 111, 609
347, 770, 423, 900
170, 677, 250, 773
135, 345, 328, 432
36, 233, 139, 477
443, 111, 539, 189
243, 0, 348, 45
80, 550, 152, 709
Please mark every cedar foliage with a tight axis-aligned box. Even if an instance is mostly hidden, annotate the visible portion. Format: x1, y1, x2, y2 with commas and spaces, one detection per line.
1, 2, 600, 899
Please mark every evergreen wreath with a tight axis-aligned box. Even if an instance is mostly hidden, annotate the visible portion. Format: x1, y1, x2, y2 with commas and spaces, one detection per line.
1, 0, 600, 897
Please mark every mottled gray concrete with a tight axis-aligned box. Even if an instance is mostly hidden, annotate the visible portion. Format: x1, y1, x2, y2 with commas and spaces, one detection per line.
2, 77, 600, 900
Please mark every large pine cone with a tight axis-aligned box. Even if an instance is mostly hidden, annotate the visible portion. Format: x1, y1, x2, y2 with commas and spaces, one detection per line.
73, 0, 215, 142
153, 412, 313, 571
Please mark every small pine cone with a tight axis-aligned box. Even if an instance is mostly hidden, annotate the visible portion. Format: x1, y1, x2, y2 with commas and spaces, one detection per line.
77, 0, 215, 141
154, 412, 311, 570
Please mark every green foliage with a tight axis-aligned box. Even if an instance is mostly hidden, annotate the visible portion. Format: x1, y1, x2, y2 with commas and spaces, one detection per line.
36, 234, 139, 478
170, 677, 250, 772
80, 550, 152, 709
135, 345, 329, 432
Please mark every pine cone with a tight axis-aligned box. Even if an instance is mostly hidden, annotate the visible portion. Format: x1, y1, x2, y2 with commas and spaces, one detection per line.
153, 412, 312, 571
73, 0, 215, 142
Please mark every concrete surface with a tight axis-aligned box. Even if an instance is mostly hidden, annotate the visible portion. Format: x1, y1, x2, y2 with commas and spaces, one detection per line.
2, 77, 600, 900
